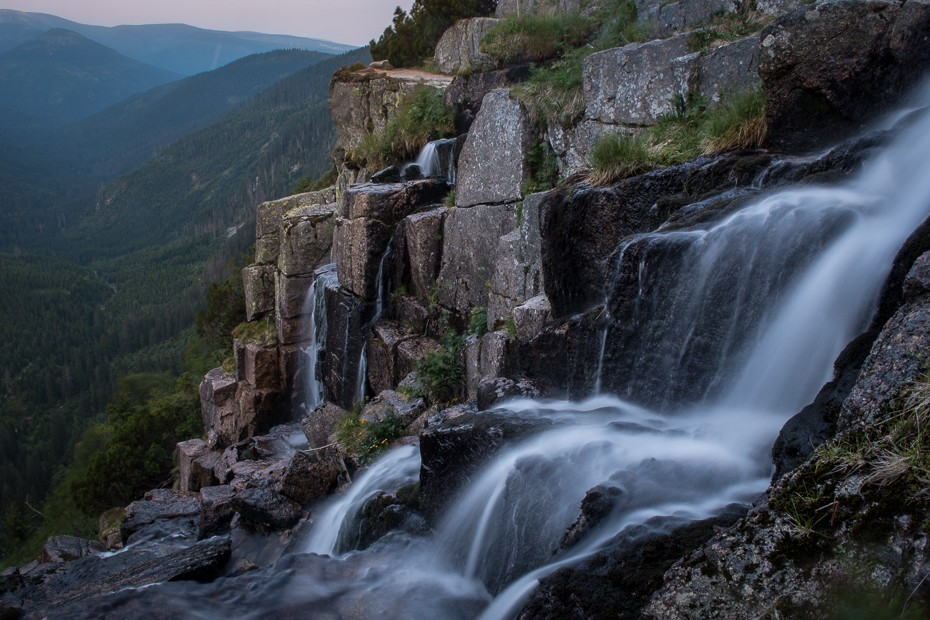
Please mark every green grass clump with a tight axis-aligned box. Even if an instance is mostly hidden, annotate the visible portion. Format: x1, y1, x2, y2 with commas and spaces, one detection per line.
468, 306, 488, 337
352, 85, 455, 171
587, 87, 768, 185
415, 332, 464, 404
232, 316, 276, 346
482, 12, 596, 65
686, 9, 772, 53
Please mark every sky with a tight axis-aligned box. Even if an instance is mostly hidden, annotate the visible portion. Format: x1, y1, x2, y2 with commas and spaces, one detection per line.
2, 0, 403, 46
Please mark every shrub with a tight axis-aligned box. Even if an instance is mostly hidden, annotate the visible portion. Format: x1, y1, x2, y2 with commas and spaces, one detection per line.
588, 131, 656, 184
335, 405, 407, 463
352, 85, 455, 170
416, 334, 464, 403
701, 88, 768, 153
468, 306, 488, 337
482, 12, 596, 65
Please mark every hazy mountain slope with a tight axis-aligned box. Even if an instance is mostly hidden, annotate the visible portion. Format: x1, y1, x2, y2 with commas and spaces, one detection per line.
0, 10, 354, 75
0, 29, 180, 127
42, 48, 332, 180
72, 47, 372, 263
0, 21, 40, 54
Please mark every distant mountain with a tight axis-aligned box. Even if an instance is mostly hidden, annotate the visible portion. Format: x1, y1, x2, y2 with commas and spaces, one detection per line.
72, 47, 372, 262
0, 29, 180, 126
0, 10, 355, 75
0, 21, 41, 53
42, 48, 332, 180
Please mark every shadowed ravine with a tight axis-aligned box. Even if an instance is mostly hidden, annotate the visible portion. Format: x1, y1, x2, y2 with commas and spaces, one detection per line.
43, 88, 930, 619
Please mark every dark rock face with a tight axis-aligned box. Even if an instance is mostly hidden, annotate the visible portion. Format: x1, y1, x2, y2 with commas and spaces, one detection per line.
519, 306, 604, 399
199, 485, 236, 539
277, 448, 342, 503
301, 402, 347, 448
40, 537, 105, 564
321, 278, 370, 410
475, 377, 556, 410
444, 67, 529, 134
121, 490, 200, 545
520, 510, 747, 620
557, 485, 625, 551
760, 0, 930, 151
418, 406, 557, 520
23, 537, 231, 618
228, 487, 302, 530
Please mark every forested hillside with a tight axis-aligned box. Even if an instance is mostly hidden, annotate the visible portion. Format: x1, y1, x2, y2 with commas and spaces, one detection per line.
0, 45, 372, 564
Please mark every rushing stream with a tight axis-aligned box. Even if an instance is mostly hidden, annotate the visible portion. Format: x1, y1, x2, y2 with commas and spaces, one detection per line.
59, 92, 930, 619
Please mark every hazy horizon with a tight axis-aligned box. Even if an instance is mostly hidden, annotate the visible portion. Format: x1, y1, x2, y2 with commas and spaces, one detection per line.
0, 0, 400, 47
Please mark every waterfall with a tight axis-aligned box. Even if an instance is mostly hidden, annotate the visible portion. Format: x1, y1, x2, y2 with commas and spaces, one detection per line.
300, 264, 338, 411
353, 240, 394, 405
407, 138, 457, 184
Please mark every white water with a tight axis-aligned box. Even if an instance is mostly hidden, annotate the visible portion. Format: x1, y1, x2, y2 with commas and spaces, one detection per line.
300, 264, 338, 411
294, 96, 930, 618
409, 138, 457, 184
353, 240, 395, 405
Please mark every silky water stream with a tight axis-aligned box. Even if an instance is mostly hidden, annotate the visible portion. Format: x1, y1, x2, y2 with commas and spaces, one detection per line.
63, 94, 930, 619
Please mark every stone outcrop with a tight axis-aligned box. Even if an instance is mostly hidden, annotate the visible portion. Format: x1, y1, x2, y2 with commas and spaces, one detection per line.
455, 89, 533, 207
444, 67, 529, 134
760, 0, 930, 150
436, 204, 518, 313
433, 17, 500, 75
583, 34, 699, 127
635, 0, 736, 37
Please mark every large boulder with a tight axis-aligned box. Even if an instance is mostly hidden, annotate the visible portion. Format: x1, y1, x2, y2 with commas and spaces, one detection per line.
301, 402, 348, 448
436, 204, 518, 313
759, 0, 930, 151
456, 90, 534, 208
328, 73, 418, 152
199, 369, 239, 446
583, 34, 699, 127
229, 487, 303, 530
177, 439, 220, 493
40, 536, 105, 564
433, 17, 500, 75
278, 202, 337, 277
277, 448, 342, 503
199, 485, 236, 539
402, 207, 447, 301
444, 67, 529, 134
697, 35, 761, 106
637, 0, 737, 37
121, 490, 200, 545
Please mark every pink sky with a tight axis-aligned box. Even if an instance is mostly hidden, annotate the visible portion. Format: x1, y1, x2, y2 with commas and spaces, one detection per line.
2, 0, 403, 46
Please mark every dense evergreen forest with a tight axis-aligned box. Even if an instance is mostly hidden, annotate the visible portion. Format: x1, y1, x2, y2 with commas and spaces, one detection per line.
0, 45, 372, 565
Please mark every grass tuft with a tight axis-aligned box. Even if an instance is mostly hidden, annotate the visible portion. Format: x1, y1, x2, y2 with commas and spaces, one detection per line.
481, 12, 597, 65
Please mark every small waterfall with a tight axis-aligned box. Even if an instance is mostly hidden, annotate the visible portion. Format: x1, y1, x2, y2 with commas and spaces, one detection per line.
353, 240, 394, 405
408, 138, 457, 184
305, 446, 421, 555
300, 264, 338, 411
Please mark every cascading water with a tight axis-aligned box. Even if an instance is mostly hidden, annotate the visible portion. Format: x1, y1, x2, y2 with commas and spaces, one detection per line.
408, 138, 457, 184
65, 93, 930, 620
300, 264, 338, 411
353, 240, 394, 404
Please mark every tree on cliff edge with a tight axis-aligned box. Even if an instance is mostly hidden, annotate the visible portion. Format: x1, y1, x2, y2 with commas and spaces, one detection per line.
370, 0, 498, 67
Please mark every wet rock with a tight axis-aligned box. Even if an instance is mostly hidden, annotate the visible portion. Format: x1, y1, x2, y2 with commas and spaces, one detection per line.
419, 407, 558, 520
391, 294, 431, 333
366, 319, 416, 394
583, 35, 698, 126
353, 488, 429, 551
301, 402, 348, 448
30, 537, 231, 616
464, 335, 482, 399
476, 377, 554, 410
434, 17, 499, 75
98, 507, 123, 549
121, 490, 200, 545
401, 163, 424, 181
759, 0, 930, 151
228, 382, 286, 445
479, 330, 514, 379
242, 264, 275, 321
371, 165, 401, 183
519, 306, 602, 399
403, 207, 447, 300
199, 485, 236, 539
521, 510, 746, 620
229, 487, 303, 530
333, 216, 392, 300
840, 253, 930, 432
903, 247, 930, 303
437, 204, 518, 313
557, 485, 625, 551
341, 179, 448, 224
274, 272, 313, 320
444, 67, 529, 134
320, 282, 369, 410
199, 369, 238, 445
513, 293, 551, 342
277, 448, 342, 503
697, 35, 761, 106
177, 439, 220, 493
40, 537, 105, 564
360, 390, 427, 426
456, 90, 533, 208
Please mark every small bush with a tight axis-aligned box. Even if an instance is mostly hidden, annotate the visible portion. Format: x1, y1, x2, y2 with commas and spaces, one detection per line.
336, 406, 407, 463
416, 340, 463, 403
482, 12, 596, 65
701, 88, 767, 153
588, 131, 656, 184
232, 316, 276, 346
468, 306, 488, 337
353, 85, 455, 170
